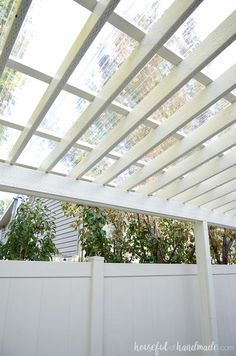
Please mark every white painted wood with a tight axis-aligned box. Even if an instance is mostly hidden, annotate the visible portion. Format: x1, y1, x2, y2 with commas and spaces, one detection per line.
175, 166, 236, 204
194, 221, 219, 354
0, 163, 236, 228
214, 200, 236, 214
39, 0, 201, 172
191, 180, 236, 207
88, 257, 104, 356
7, 0, 120, 164
98, 72, 236, 186
142, 124, 236, 196
69, 14, 236, 179
201, 191, 236, 210
155, 150, 236, 200
0, 0, 32, 77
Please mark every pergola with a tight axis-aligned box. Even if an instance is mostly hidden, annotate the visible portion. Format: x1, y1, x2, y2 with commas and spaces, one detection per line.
0, 0, 236, 351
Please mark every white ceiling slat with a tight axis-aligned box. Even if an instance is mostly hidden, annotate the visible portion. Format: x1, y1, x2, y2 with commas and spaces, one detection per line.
38, 0, 202, 172
0, 163, 236, 229
68, 13, 236, 179
6, 0, 120, 164
141, 122, 236, 196
201, 191, 236, 210
174, 166, 236, 204
155, 150, 236, 200
0, 0, 32, 77
189, 180, 236, 207
8, 57, 232, 145
227, 209, 236, 216
120, 96, 236, 191
214, 200, 236, 214
97, 66, 236, 186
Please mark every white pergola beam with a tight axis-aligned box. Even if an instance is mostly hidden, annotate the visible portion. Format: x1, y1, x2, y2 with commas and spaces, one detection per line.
214, 200, 236, 214
157, 149, 236, 200
69, 13, 236, 179
0, 163, 236, 228
74, 0, 147, 42
142, 123, 236, 196
39, 0, 202, 172
7, 0, 120, 164
175, 166, 236, 203
190, 180, 236, 207
136, 103, 236, 194
202, 191, 236, 210
97, 67, 236, 186
0, 0, 32, 77
227, 209, 236, 216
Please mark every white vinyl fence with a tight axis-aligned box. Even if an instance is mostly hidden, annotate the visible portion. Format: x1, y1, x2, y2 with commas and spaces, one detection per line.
0, 259, 235, 356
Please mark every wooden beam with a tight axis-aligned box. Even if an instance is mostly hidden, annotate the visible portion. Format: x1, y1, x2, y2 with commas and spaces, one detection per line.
97, 67, 236, 186
156, 149, 236, 199
38, 0, 202, 172
69, 13, 236, 179
174, 166, 236, 204
0, 163, 236, 228
7, 0, 120, 163
0, 0, 32, 77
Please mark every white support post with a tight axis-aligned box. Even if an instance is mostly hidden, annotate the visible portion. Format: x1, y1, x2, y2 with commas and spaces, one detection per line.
194, 221, 219, 355
88, 256, 104, 356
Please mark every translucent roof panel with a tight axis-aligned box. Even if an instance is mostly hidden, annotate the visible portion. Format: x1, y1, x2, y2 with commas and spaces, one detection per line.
85, 157, 116, 180
80, 110, 123, 146
150, 79, 204, 124
0, 68, 47, 125
69, 23, 138, 94
115, 54, 173, 109
17, 136, 57, 167
39, 91, 90, 137
11, 0, 90, 75
202, 42, 236, 80
0, 0, 18, 52
141, 136, 178, 163
113, 124, 152, 155
111, 165, 140, 186
166, 0, 236, 58
180, 98, 230, 135
204, 123, 236, 147
53, 147, 88, 175
0, 125, 21, 160
115, 0, 174, 31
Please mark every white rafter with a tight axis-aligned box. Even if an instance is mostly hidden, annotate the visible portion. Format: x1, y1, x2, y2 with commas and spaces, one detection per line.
140, 122, 236, 196
38, 0, 202, 172
173, 166, 236, 204
7, 0, 120, 164
0, 0, 235, 230
214, 200, 236, 214
0, 0, 32, 77
154, 149, 236, 200
97, 66, 236, 186
185, 179, 236, 207
68, 13, 236, 179
202, 191, 236, 210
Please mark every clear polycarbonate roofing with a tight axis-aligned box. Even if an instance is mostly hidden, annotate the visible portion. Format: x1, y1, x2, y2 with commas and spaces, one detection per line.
0, 0, 236, 218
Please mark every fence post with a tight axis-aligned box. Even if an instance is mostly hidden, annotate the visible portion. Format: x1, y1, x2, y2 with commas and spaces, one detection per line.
194, 221, 219, 355
88, 256, 104, 356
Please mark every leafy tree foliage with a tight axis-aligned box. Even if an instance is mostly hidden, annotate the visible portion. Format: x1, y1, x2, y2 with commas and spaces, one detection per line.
209, 226, 236, 264
62, 203, 195, 263
62, 203, 236, 264
0, 199, 58, 261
